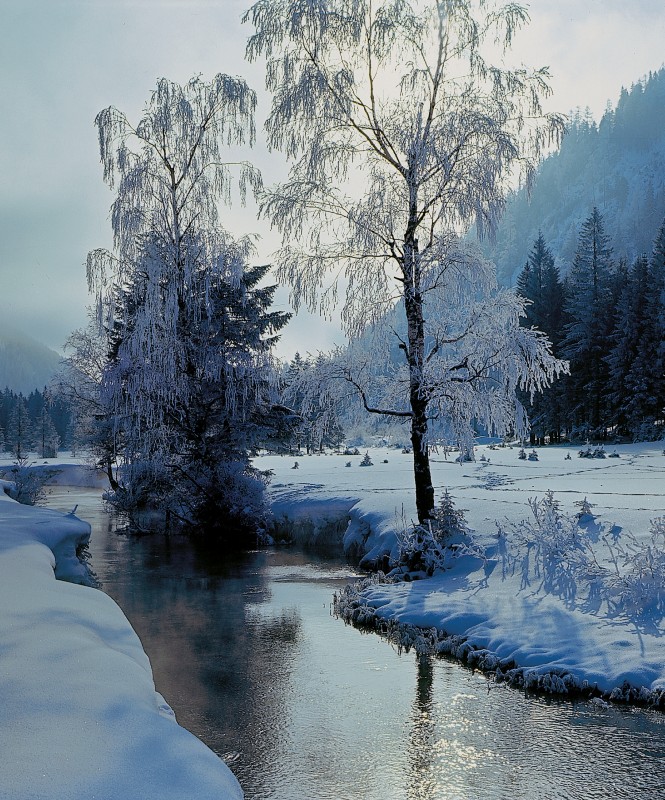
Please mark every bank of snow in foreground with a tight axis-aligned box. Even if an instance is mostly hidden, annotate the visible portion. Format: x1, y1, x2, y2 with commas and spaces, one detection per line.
263, 442, 665, 704
0, 480, 242, 800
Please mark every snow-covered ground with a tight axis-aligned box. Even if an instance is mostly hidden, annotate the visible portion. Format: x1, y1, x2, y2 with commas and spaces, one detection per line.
263, 441, 665, 703
0, 475, 242, 800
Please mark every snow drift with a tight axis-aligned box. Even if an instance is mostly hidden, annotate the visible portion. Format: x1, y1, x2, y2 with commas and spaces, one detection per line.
0, 486, 242, 800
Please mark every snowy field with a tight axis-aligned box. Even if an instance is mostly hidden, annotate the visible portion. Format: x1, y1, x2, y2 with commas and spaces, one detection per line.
262, 441, 665, 703
0, 474, 242, 800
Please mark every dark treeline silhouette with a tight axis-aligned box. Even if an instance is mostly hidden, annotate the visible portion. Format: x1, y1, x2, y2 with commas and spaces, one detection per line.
0, 387, 72, 458
517, 210, 665, 443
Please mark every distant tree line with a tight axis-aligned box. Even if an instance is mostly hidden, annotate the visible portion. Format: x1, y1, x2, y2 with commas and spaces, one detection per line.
0, 388, 72, 458
516, 209, 665, 443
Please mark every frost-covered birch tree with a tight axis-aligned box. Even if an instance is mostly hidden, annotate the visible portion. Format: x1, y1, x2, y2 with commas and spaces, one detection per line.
245, 0, 567, 523
87, 74, 289, 535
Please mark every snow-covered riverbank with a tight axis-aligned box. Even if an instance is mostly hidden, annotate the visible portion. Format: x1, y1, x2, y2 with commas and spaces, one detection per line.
263, 442, 665, 704
0, 479, 242, 800
2, 439, 663, 799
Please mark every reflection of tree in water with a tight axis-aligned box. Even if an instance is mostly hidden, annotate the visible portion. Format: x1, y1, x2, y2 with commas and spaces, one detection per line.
87, 521, 302, 796
407, 655, 438, 800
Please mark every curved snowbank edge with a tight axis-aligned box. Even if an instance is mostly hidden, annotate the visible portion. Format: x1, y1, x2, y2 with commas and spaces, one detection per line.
0, 492, 243, 800
335, 576, 665, 710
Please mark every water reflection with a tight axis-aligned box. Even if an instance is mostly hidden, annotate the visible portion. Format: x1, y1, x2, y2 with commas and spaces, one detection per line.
45, 489, 665, 800
408, 656, 437, 799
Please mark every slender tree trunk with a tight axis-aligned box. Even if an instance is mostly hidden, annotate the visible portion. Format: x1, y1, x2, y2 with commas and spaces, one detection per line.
403, 227, 435, 525
410, 387, 434, 524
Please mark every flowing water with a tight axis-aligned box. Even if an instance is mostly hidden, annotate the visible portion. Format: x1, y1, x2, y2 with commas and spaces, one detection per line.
47, 488, 665, 800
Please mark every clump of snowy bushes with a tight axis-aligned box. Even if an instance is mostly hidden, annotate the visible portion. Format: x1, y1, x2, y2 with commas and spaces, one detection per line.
1, 457, 54, 506
496, 491, 665, 620
393, 491, 474, 576
602, 517, 665, 618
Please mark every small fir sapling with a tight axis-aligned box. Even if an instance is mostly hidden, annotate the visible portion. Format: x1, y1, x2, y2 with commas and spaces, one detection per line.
396, 491, 469, 575
359, 452, 373, 466
575, 497, 595, 519
432, 490, 469, 540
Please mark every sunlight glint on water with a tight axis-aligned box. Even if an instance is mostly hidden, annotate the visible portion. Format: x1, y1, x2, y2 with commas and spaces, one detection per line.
46, 489, 665, 800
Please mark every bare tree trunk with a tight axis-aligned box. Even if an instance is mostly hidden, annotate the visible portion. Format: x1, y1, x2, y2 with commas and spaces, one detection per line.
404, 230, 435, 525
410, 389, 435, 525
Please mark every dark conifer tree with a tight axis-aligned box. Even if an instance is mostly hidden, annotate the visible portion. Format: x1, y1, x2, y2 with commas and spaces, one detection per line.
562, 208, 615, 438
607, 256, 649, 436
644, 219, 665, 432
516, 232, 566, 442
6, 396, 33, 459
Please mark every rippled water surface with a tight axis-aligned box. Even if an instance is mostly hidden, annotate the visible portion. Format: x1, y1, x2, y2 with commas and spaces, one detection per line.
47, 489, 665, 799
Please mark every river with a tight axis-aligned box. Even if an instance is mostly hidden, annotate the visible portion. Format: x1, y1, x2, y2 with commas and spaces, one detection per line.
46, 488, 665, 800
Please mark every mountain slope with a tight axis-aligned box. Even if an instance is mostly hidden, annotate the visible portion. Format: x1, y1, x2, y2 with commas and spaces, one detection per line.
0, 326, 63, 394
482, 68, 665, 285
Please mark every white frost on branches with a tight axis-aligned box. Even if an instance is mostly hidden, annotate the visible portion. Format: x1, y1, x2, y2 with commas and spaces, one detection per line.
87, 75, 262, 453
296, 243, 567, 453
245, 0, 566, 521
245, 0, 564, 331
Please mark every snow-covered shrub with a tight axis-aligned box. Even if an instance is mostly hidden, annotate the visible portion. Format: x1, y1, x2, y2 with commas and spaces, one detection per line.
2, 457, 54, 506
632, 419, 664, 443
498, 494, 665, 619
395, 491, 470, 575
359, 452, 373, 466
602, 518, 665, 617
496, 491, 603, 600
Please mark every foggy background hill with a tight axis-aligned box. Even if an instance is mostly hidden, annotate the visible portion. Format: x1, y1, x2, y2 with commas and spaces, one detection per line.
0, 325, 62, 395
480, 67, 665, 285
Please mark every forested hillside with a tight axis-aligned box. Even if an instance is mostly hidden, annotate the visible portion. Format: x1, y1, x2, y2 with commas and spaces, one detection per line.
515, 210, 665, 443
484, 68, 665, 286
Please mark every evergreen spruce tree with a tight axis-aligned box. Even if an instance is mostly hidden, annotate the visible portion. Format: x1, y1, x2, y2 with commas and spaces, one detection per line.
6, 396, 33, 459
607, 256, 648, 436
0, 389, 11, 444
649, 218, 665, 433
605, 257, 630, 435
516, 232, 566, 442
35, 406, 60, 458
562, 208, 615, 438
87, 75, 290, 538
607, 219, 665, 440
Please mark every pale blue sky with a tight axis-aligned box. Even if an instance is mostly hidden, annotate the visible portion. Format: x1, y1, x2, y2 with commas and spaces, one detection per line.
1, 0, 664, 358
